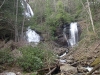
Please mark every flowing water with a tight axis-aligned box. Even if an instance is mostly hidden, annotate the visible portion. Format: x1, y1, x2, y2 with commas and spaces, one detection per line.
21, 0, 79, 47
85, 66, 93, 72
59, 22, 79, 63
20, 1, 94, 74
21, 0, 34, 18
68, 22, 78, 47
21, 0, 41, 44
26, 27, 40, 44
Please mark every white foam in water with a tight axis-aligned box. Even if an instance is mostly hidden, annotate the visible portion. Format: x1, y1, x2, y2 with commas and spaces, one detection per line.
26, 27, 40, 43
59, 52, 66, 58
69, 22, 78, 47
85, 66, 93, 72
26, 3, 34, 17
59, 59, 66, 63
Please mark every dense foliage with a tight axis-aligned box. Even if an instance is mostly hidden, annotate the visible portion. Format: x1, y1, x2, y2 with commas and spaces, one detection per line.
0, 48, 14, 64
29, 0, 80, 39
0, 0, 23, 41
0, 0, 100, 41
0, 0, 100, 73
17, 46, 55, 72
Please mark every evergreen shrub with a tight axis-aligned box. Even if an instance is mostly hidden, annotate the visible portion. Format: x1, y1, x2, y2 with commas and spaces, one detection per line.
17, 46, 55, 72
0, 49, 14, 64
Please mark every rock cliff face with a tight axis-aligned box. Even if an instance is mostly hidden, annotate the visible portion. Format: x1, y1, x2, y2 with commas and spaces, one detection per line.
54, 24, 68, 47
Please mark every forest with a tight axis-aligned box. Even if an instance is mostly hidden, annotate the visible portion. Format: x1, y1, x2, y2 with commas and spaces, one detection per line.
0, 0, 100, 75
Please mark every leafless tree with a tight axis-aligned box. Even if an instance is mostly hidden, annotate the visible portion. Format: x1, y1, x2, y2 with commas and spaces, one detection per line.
86, 0, 95, 33
15, 0, 19, 42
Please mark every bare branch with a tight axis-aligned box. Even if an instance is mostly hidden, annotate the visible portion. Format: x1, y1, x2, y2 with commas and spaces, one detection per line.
0, 0, 6, 9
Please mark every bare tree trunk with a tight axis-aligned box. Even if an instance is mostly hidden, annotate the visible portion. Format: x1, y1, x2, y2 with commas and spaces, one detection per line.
87, 0, 95, 33
21, 15, 25, 41
0, 0, 5, 9
80, 0, 90, 33
15, 0, 19, 42
80, 0, 89, 14
13, 0, 16, 15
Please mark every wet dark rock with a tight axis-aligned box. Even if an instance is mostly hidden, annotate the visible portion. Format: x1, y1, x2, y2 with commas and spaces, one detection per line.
54, 47, 68, 56
77, 66, 88, 73
54, 37, 68, 47
58, 50, 66, 56
71, 61, 80, 67
0, 66, 6, 73
87, 56, 92, 60
80, 61, 89, 67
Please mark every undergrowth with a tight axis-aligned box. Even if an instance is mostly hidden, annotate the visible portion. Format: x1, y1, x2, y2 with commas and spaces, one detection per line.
0, 48, 14, 65
17, 46, 56, 72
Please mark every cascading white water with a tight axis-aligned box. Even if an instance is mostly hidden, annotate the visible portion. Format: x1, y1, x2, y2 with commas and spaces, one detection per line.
68, 22, 78, 47
26, 27, 40, 44
20, 0, 41, 45
21, 0, 34, 18
85, 66, 93, 72
59, 22, 79, 63
25, 3, 34, 17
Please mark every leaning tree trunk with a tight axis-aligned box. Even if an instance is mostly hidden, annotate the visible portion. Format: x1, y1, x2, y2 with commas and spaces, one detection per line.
0, 0, 6, 9
87, 0, 95, 33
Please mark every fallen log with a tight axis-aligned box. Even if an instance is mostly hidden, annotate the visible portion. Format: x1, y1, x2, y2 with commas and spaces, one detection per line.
94, 43, 100, 50
37, 64, 60, 75
46, 67, 57, 75
37, 66, 55, 73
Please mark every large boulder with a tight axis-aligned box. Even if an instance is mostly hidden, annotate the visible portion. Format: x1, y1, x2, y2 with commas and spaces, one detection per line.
60, 64, 77, 75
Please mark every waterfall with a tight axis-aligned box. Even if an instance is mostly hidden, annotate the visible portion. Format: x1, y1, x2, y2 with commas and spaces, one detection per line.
21, 0, 34, 18
20, 0, 41, 45
26, 27, 40, 44
25, 3, 34, 17
68, 22, 78, 47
